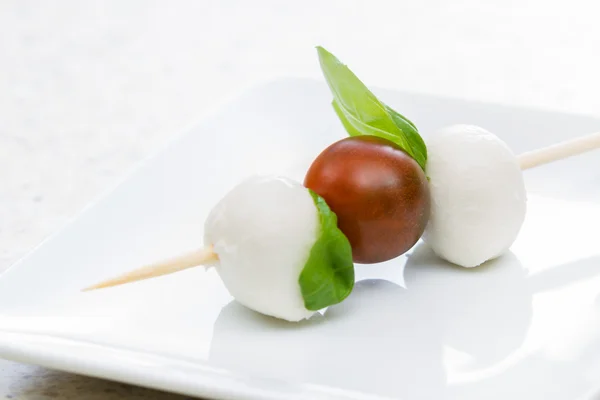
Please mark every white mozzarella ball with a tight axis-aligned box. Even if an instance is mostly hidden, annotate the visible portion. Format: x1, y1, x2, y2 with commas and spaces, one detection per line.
423, 124, 527, 268
204, 175, 319, 321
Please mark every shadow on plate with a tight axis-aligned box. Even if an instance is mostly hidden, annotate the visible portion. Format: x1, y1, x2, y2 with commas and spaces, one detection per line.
209, 243, 600, 399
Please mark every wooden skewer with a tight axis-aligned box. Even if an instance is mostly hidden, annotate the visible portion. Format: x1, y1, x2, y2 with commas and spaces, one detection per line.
82, 246, 218, 291
83, 131, 600, 292
518, 131, 600, 170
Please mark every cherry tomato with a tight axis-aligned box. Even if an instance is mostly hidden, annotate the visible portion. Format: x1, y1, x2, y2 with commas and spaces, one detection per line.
305, 136, 430, 263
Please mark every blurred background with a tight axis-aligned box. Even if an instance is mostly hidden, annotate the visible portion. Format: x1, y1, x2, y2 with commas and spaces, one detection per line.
1, 0, 599, 398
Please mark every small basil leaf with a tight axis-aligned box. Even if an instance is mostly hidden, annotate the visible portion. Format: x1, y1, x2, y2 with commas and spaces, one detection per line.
299, 190, 355, 311
316, 46, 427, 171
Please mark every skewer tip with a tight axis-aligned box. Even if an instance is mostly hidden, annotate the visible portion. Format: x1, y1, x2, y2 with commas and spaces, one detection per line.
81, 247, 217, 292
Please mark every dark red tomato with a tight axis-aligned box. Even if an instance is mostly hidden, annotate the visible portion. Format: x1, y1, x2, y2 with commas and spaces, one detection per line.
305, 136, 430, 264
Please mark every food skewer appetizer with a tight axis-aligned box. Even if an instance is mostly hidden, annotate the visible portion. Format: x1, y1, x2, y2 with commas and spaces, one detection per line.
84, 46, 600, 322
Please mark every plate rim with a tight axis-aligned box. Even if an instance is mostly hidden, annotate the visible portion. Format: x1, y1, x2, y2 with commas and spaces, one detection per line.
0, 330, 393, 400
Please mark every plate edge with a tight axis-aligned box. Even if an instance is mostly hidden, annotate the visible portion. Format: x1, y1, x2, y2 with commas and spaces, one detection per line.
0, 331, 395, 400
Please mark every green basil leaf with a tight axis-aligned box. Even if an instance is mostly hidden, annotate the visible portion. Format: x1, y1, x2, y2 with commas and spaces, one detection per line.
316, 46, 427, 171
299, 190, 355, 311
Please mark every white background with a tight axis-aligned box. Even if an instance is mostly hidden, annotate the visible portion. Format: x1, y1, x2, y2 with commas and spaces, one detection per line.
1, 0, 599, 398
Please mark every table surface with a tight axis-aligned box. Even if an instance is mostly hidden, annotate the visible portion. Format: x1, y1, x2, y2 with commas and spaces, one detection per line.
1, 0, 600, 398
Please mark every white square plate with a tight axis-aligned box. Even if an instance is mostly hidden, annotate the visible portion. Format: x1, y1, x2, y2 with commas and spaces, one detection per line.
1, 78, 600, 400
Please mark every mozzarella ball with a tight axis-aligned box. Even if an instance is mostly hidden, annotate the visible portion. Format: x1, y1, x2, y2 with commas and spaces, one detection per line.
423, 125, 527, 268
204, 176, 319, 321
